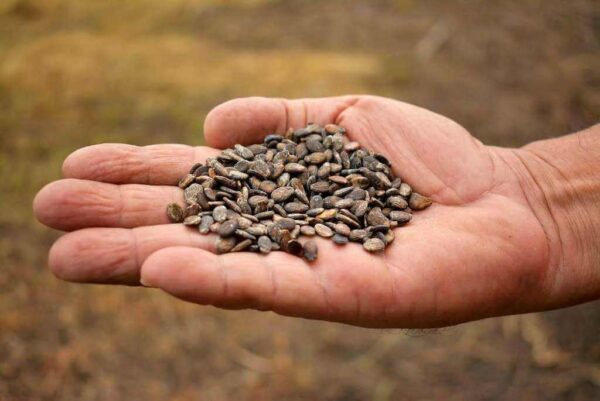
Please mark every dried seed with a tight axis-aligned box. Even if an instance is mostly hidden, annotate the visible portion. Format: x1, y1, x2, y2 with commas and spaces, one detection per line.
300, 225, 316, 236
216, 237, 237, 254
388, 196, 408, 209
285, 163, 307, 174
166, 203, 185, 223
271, 186, 295, 202
219, 219, 239, 237
334, 223, 351, 237
349, 229, 368, 242
315, 224, 334, 238
302, 240, 318, 262
363, 238, 385, 252
408, 193, 433, 210
178, 174, 195, 188
333, 234, 349, 245
212, 205, 228, 223
284, 202, 309, 213
199, 215, 214, 234
258, 236, 272, 253
183, 215, 202, 226
234, 144, 254, 160
389, 211, 412, 224
231, 239, 252, 252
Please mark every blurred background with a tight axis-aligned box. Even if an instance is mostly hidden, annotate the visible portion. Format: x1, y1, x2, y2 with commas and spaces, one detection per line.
1, 0, 599, 400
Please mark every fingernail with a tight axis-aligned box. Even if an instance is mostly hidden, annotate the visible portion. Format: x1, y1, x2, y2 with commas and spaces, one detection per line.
140, 277, 155, 288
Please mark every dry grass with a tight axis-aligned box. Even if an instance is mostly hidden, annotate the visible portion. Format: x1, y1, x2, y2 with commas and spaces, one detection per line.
0, 0, 598, 400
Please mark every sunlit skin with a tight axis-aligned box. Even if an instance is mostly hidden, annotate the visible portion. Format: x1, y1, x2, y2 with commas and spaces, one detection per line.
33, 96, 599, 328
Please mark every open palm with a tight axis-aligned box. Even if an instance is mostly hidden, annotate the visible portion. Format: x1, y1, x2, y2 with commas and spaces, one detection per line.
34, 95, 552, 328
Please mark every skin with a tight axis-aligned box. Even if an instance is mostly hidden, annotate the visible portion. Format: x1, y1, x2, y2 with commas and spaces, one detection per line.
33, 95, 600, 328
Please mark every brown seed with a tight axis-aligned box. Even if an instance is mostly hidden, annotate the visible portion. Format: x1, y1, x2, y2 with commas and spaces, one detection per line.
228, 170, 249, 180
284, 163, 307, 174
305, 152, 328, 164
389, 211, 412, 224
300, 225, 316, 236
399, 182, 412, 197
231, 239, 252, 252
247, 224, 268, 236
184, 183, 203, 204
344, 141, 360, 152
166, 203, 185, 223
387, 196, 408, 209
317, 209, 338, 221
216, 237, 237, 254
367, 207, 389, 226
199, 215, 214, 234
363, 238, 385, 252
302, 240, 318, 262
271, 186, 295, 202
178, 174, 195, 188
349, 229, 368, 242
212, 205, 228, 222
333, 234, 349, 245
284, 202, 309, 213
408, 192, 433, 210
334, 223, 351, 237
234, 144, 254, 160
328, 175, 348, 185
315, 223, 334, 238
183, 215, 202, 226
259, 180, 277, 194
275, 218, 296, 231
353, 200, 369, 218
310, 181, 331, 193
257, 236, 272, 253
219, 219, 239, 237
335, 198, 355, 209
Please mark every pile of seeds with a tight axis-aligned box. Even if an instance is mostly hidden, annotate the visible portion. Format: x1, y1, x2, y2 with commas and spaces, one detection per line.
166, 123, 432, 262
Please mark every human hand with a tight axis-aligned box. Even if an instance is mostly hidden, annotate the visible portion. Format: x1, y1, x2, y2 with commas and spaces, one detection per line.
33, 96, 599, 328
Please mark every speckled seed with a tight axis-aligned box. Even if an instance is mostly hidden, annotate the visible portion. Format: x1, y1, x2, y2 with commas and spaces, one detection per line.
334, 223, 351, 237
231, 239, 252, 252
219, 219, 239, 237
216, 237, 237, 254
271, 186, 295, 202
212, 205, 228, 222
388, 196, 408, 209
199, 215, 214, 234
389, 211, 412, 224
257, 236, 272, 253
333, 234, 349, 245
349, 229, 368, 242
284, 202, 309, 213
302, 240, 318, 262
399, 182, 412, 197
300, 225, 316, 236
363, 238, 385, 252
315, 224, 334, 238
408, 192, 433, 210
166, 203, 185, 223
183, 215, 202, 226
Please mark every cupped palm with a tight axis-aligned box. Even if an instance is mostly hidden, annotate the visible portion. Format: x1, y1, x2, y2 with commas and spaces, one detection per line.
34, 95, 550, 328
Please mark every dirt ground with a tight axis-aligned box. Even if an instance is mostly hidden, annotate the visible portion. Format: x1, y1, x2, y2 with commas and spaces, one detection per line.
0, 0, 599, 400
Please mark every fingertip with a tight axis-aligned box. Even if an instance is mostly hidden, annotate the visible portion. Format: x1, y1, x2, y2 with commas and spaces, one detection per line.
203, 97, 283, 148
33, 181, 64, 227
61, 147, 87, 178
48, 233, 74, 281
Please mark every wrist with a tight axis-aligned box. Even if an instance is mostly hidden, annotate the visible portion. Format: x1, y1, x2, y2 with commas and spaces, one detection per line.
508, 124, 600, 305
